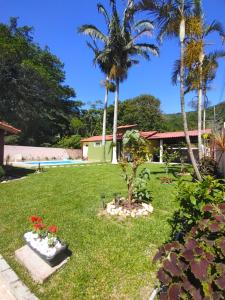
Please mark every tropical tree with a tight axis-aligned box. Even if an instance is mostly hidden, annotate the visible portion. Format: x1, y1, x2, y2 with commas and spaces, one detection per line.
79, 0, 159, 164
78, 5, 115, 155
173, 51, 225, 133
139, 0, 202, 180
180, 0, 225, 159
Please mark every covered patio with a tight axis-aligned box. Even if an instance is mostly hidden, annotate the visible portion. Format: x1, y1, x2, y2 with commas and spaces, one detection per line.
0, 121, 21, 165
148, 129, 212, 163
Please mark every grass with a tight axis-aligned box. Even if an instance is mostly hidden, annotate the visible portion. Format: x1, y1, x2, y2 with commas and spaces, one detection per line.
0, 163, 191, 299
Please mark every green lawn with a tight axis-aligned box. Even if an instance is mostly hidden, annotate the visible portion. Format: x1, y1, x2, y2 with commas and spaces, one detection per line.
0, 164, 190, 300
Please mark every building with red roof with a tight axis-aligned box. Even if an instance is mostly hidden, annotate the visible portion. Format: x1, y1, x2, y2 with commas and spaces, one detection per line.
0, 121, 21, 165
81, 125, 211, 163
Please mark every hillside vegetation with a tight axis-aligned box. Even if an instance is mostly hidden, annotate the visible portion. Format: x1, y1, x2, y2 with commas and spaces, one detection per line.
163, 101, 225, 132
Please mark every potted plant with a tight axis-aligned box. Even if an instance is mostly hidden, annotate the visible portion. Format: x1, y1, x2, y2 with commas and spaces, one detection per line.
24, 215, 67, 267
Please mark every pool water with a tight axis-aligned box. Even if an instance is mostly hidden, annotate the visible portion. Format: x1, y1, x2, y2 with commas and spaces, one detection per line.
21, 160, 86, 166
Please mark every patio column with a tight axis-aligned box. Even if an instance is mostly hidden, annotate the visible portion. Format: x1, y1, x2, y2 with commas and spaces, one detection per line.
159, 139, 163, 163
0, 129, 4, 165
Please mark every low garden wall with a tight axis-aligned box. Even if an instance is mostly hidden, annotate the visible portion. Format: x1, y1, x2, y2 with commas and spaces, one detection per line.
4, 145, 82, 162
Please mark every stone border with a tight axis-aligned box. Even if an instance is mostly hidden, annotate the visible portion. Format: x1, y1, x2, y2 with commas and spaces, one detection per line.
0, 255, 38, 300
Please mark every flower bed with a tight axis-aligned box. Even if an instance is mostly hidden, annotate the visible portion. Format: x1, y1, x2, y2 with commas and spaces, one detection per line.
24, 216, 67, 267
106, 199, 153, 218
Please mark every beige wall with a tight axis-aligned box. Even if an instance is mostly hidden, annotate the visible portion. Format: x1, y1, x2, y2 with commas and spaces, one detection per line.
4, 145, 82, 162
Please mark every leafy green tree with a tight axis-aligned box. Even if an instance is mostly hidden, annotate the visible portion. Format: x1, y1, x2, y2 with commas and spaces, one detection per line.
56, 135, 81, 149
0, 18, 77, 146
118, 94, 164, 131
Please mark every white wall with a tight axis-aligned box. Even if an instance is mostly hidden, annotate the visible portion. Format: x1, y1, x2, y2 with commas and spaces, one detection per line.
4, 145, 82, 162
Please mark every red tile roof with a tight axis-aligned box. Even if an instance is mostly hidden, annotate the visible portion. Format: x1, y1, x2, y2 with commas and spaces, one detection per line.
140, 131, 158, 138
81, 129, 212, 143
149, 129, 211, 140
117, 124, 137, 130
81, 131, 157, 143
0, 121, 21, 134
81, 134, 124, 143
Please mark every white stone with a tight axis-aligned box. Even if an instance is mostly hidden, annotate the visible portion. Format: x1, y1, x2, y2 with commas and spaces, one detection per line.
142, 203, 154, 213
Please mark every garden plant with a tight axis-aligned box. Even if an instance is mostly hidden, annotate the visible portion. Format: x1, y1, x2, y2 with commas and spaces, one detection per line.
154, 202, 225, 299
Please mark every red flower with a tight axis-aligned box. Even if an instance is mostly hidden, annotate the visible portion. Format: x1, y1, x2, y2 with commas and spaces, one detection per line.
30, 215, 43, 223
48, 225, 58, 234
34, 223, 45, 231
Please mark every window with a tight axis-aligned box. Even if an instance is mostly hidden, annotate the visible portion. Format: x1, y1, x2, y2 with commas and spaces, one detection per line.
94, 142, 102, 147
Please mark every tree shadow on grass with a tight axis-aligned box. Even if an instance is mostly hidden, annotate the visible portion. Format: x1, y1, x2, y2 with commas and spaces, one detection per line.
4, 165, 35, 179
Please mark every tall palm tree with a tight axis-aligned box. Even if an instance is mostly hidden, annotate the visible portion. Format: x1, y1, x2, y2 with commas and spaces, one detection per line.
173, 51, 225, 128
79, 0, 159, 164
139, 0, 202, 180
182, 0, 225, 159
78, 4, 115, 158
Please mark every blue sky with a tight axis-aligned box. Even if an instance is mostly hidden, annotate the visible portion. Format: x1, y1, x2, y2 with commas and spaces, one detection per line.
1, 0, 225, 113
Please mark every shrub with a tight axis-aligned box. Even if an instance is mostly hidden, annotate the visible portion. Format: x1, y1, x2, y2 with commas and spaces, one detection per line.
170, 176, 225, 240
0, 166, 5, 180
4, 135, 19, 145
56, 135, 81, 149
193, 156, 220, 179
133, 168, 152, 203
154, 203, 225, 299
120, 130, 152, 204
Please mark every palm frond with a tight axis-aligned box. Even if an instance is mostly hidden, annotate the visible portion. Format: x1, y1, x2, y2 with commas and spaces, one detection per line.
134, 43, 159, 56
97, 3, 110, 26
78, 25, 107, 43
204, 21, 225, 39
172, 59, 181, 85
134, 19, 154, 31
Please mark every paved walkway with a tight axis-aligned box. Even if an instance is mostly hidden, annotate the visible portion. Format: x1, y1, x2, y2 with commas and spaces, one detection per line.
0, 275, 16, 300
0, 255, 38, 300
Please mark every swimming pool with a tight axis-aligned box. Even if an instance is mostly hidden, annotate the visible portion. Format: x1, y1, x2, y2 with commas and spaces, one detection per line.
18, 160, 87, 167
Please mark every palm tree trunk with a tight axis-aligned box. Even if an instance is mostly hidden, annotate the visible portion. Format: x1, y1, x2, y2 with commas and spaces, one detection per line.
198, 60, 203, 160
112, 78, 119, 164
102, 78, 109, 147
102, 77, 109, 162
180, 18, 202, 181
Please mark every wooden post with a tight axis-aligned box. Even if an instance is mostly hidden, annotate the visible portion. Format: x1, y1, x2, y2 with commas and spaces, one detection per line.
159, 139, 163, 163
0, 129, 4, 165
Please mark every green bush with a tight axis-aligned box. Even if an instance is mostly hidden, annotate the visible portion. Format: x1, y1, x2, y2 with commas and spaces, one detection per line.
154, 203, 225, 299
4, 135, 19, 145
56, 135, 81, 149
170, 176, 225, 240
133, 168, 152, 203
0, 166, 5, 180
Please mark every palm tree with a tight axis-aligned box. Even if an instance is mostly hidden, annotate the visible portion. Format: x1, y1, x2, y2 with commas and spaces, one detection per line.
181, 0, 225, 160
79, 0, 159, 164
139, 0, 202, 180
78, 4, 115, 158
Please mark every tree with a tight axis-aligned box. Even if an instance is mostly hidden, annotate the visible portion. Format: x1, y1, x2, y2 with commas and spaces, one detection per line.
118, 94, 164, 131
80, 0, 159, 164
0, 18, 77, 146
78, 4, 116, 152
139, 0, 202, 181
180, 1, 225, 160
173, 51, 225, 133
